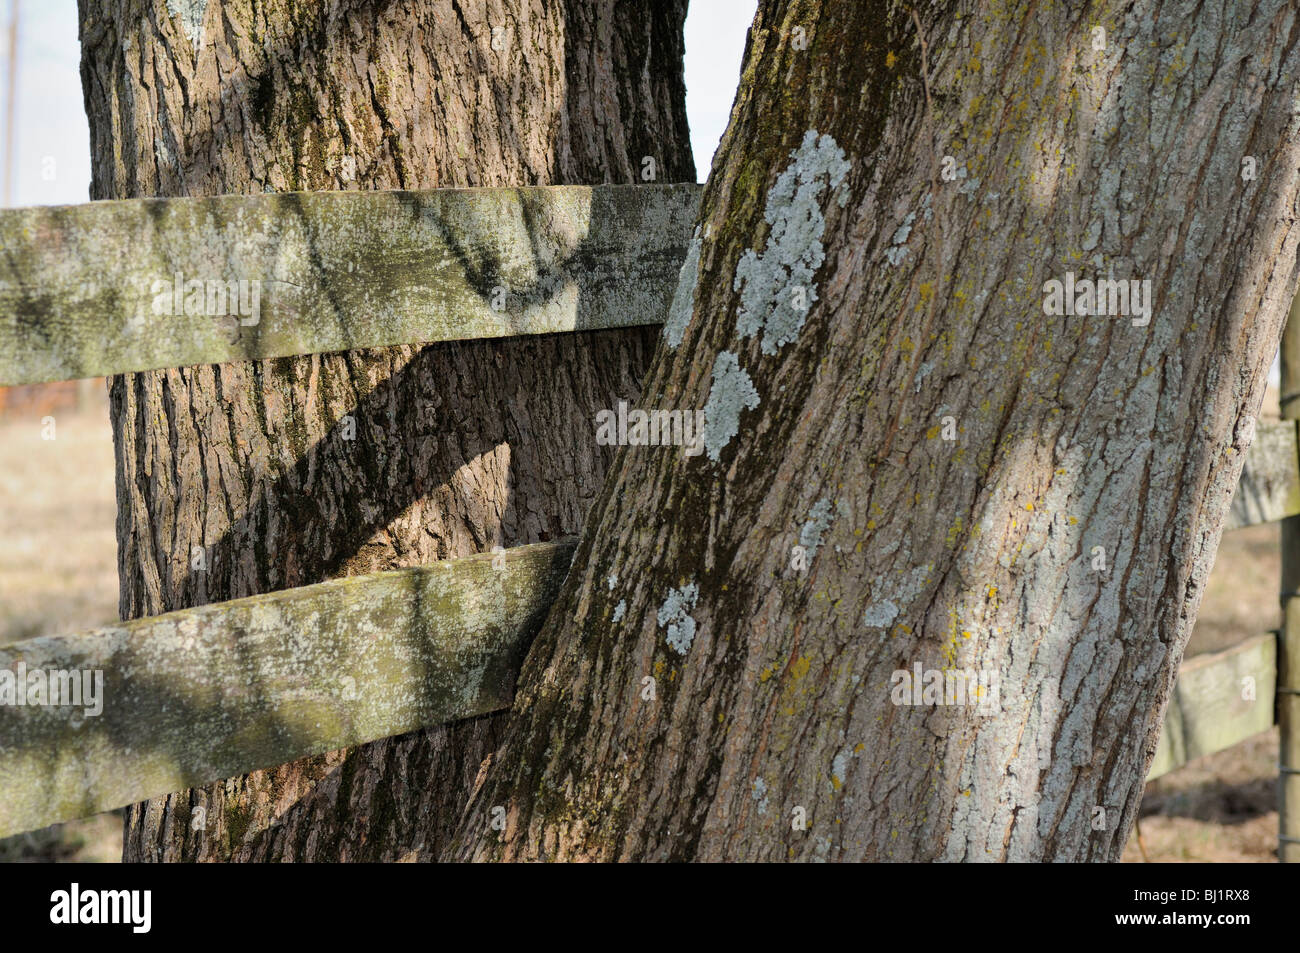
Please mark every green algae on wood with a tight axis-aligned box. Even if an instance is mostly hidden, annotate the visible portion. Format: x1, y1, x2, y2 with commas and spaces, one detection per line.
0, 539, 576, 838
0, 184, 701, 386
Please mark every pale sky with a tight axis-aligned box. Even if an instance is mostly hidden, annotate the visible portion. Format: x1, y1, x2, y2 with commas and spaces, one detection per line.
685, 1, 758, 179
10, 1, 87, 207
6, 1, 756, 208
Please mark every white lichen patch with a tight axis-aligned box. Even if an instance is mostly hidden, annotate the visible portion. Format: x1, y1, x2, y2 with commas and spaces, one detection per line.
891, 213, 916, 245
862, 599, 900, 629
799, 498, 835, 559
607, 574, 618, 591
752, 777, 770, 816
831, 751, 850, 789
914, 361, 934, 392
703, 351, 760, 461
733, 130, 851, 354
658, 581, 700, 655
862, 565, 931, 630
829, 744, 863, 793
612, 600, 626, 623
885, 211, 917, 267
663, 230, 703, 349
166, 0, 209, 49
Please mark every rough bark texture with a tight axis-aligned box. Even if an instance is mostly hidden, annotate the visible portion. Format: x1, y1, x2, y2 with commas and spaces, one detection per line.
443, 0, 1300, 861
77, 0, 693, 861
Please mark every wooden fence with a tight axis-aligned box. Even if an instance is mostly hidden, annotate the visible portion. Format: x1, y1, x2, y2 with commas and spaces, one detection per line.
0, 182, 1294, 860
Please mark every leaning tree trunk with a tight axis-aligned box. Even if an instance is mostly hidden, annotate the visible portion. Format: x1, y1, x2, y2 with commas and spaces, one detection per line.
77, 0, 693, 861
442, 0, 1300, 861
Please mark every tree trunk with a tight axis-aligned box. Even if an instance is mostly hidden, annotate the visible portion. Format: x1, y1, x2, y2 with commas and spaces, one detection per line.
443, 0, 1300, 861
77, 0, 693, 861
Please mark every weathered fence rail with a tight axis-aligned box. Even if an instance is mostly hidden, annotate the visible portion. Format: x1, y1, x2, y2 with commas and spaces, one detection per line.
1225, 419, 1300, 530
0, 181, 1294, 855
0, 540, 576, 839
0, 183, 701, 387
1146, 632, 1277, 781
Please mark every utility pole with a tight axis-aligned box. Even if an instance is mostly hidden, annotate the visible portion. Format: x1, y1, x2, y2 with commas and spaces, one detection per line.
3, 0, 18, 207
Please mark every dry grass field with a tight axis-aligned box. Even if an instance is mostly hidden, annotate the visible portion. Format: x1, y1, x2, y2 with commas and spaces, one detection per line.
0, 395, 118, 647
0, 384, 1286, 862
0, 386, 122, 862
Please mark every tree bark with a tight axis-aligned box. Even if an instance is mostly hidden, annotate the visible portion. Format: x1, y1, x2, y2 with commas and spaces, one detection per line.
77, 0, 693, 861
443, 0, 1300, 861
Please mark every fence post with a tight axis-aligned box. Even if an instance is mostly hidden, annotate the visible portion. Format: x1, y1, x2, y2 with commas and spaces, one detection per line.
1279, 295, 1300, 863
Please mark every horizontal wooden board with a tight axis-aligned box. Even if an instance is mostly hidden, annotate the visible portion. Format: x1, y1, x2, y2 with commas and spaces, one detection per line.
1146, 632, 1277, 781
0, 184, 701, 386
0, 540, 576, 838
1225, 420, 1300, 530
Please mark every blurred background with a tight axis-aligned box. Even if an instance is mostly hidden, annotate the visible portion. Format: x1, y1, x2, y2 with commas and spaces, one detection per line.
0, 0, 1281, 863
